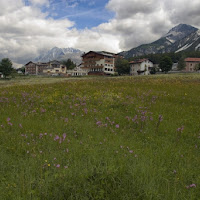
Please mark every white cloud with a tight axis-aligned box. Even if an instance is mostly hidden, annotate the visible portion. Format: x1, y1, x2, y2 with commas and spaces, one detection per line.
29, 0, 49, 6
0, 0, 200, 64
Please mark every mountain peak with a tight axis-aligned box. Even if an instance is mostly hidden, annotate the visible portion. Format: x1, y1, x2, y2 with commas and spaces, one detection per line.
167, 24, 197, 35
34, 47, 83, 64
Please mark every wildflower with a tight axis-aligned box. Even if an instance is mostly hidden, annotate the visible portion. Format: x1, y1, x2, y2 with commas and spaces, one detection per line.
48, 164, 50, 167
129, 150, 133, 153
56, 164, 60, 168
186, 184, 196, 189
64, 166, 68, 169
19, 124, 23, 128
116, 124, 119, 128
54, 135, 59, 141
7, 117, 11, 122
190, 184, 196, 188
45, 160, 47, 162
63, 133, 67, 141
177, 126, 184, 133
54, 157, 56, 160
159, 115, 163, 122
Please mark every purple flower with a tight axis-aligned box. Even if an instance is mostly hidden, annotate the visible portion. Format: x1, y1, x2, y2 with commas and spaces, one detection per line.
8, 122, 13, 126
116, 124, 119, 128
177, 126, 184, 133
190, 184, 196, 188
54, 135, 59, 141
7, 117, 11, 122
159, 115, 163, 122
56, 164, 60, 168
132, 115, 138, 122
19, 124, 23, 128
63, 133, 67, 141
129, 150, 133, 153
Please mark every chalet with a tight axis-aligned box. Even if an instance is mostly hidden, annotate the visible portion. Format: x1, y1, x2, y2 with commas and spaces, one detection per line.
25, 61, 48, 75
184, 58, 200, 72
81, 51, 118, 75
130, 59, 153, 75
25, 60, 63, 75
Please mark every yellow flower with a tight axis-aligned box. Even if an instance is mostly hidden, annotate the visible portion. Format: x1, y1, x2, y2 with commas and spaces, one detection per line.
45, 160, 47, 162
48, 164, 50, 167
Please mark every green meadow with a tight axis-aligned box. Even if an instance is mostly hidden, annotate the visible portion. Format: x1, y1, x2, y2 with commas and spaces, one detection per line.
0, 74, 200, 199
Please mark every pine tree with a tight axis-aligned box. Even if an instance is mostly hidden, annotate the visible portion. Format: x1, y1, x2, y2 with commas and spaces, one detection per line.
0, 58, 13, 78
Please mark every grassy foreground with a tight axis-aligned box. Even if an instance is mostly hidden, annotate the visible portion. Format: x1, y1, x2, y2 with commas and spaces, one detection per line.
0, 75, 200, 199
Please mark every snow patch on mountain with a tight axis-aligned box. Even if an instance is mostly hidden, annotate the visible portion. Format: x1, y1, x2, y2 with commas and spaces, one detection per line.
195, 43, 200, 50
175, 43, 193, 53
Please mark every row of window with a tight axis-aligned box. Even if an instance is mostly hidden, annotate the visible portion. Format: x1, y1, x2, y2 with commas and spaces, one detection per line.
105, 68, 113, 72
91, 68, 103, 72
105, 64, 113, 67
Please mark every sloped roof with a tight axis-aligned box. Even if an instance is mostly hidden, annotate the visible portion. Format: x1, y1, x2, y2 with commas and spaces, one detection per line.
82, 51, 116, 57
184, 58, 200, 62
25, 61, 35, 66
129, 59, 149, 64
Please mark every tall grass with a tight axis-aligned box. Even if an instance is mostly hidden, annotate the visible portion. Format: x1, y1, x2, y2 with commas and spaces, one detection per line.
0, 75, 200, 199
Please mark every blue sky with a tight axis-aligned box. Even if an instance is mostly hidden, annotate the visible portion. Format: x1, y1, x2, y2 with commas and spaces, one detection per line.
40, 0, 114, 29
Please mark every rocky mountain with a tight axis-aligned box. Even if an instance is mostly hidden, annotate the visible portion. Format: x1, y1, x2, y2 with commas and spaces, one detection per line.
121, 24, 200, 58
34, 47, 83, 64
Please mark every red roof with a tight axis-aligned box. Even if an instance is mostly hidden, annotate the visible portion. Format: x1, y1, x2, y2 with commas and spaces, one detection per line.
129, 59, 149, 64
184, 58, 200, 62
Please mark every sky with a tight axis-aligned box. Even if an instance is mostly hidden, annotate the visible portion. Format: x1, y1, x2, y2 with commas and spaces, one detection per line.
0, 0, 200, 65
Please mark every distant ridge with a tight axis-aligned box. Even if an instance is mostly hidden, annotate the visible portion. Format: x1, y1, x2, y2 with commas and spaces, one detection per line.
34, 47, 83, 64
121, 24, 200, 58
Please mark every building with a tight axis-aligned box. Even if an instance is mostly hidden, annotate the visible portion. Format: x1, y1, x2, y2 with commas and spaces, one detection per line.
81, 51, 118, 75
130, 59, 153, 75
184, 58, 200, 72
25, 61, 48, 75
43, 65, 67, 75
25, 60, 64, 75
67, 65, 88, 76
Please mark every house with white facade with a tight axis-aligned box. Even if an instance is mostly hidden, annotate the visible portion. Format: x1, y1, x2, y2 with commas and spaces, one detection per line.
130, 59, 153, 75
81, 51, 118, 75
67, 65, 88, 76
43, 64, 67, 75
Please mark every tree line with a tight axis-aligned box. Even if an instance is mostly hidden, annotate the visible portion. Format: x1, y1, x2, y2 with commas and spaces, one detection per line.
115, 51, 200, 74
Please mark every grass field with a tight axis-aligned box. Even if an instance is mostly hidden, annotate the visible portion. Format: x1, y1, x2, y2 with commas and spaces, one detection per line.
0, 74, 200, 199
